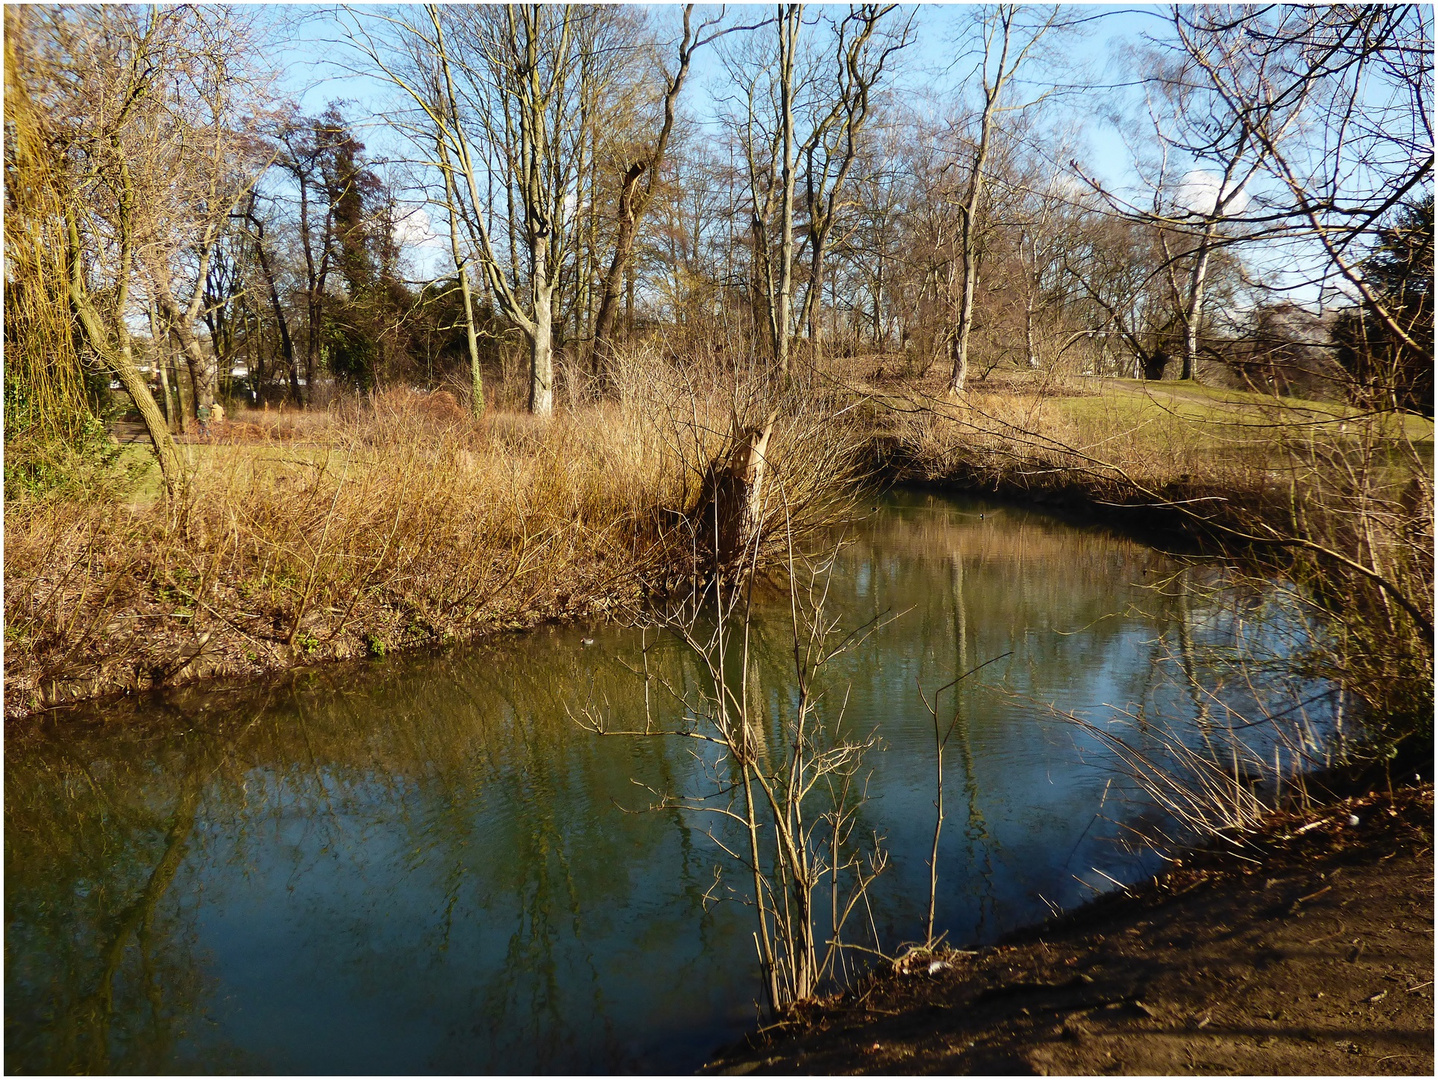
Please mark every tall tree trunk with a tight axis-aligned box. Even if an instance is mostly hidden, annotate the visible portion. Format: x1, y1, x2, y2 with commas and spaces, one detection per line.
530, 219, 554, 416
245, 200, 300, 403
530, 286, 554, 416
625, 261, 635, 335
774, 4, 800, 378
65, 208, 184, 500
872, 269, 885, 347
153, 276, 216, 413
457, 264, 484, 416
1181, 231, 1213, 381
805, 253, 825, 362
1025, 297, 1040, 368
295, 174, 322, 407
951, 201, 983, 392
592, 161, 646, 380
437, 137, 484, 417
173, 353, 194, 434
591, 5, 702, 382
146, 302, 178, 431
950, 12, 1015, 395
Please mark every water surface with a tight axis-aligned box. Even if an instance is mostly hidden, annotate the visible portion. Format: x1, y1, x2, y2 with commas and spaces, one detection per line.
5, 491, 1325, 1073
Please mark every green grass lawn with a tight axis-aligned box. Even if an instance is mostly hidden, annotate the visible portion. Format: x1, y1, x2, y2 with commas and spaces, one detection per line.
1088, 378, 1434, 443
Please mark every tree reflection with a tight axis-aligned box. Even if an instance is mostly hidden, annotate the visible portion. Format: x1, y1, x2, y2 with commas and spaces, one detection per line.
5, 492, 1320, 1073
5, 712, 258, 1073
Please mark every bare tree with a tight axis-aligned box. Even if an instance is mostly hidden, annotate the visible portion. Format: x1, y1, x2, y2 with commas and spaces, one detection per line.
1164, 3, 1434, 731
12, 7, 201, 497
723, 5, 804, 376
833, 123, 908, 351
590, 6, 730, 378
272, 113, 352, 405
432, 127, 486, 415
947, 5, 1068, 394
351, 5, 655, 415
794, 5, 912, 362
1126, 19, 1276, 381
1170, 5, 1432, 369
1003, 153, 1090, 373
131, 10, 275, 416
240, 191, 302, 403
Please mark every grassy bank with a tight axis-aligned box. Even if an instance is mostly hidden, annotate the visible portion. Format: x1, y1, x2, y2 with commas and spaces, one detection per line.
6, 359, 1432, 758
3, 362, 865, 719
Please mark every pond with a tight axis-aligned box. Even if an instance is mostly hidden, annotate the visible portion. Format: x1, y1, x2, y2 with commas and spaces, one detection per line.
4, 490, 1335, 1074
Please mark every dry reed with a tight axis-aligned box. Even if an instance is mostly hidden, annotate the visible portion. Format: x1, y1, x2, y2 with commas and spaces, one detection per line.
4, 360, 870, 717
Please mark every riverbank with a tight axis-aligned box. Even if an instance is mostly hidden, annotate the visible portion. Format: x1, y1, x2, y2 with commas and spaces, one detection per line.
3, 376, 862, 720
862, 365, 1433, 758
7, 472, 1296, 1074
5, 379, 1432, 1073
867, 368, 1432, 548
705, 781, 1434, 1076
6, 365, 1430, 733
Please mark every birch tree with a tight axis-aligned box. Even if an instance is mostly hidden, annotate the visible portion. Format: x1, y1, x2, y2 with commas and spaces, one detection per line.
947, 5, 1067, 394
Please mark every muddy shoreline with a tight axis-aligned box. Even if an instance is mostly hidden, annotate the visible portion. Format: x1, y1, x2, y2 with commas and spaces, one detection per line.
704, 783, 1434, 1076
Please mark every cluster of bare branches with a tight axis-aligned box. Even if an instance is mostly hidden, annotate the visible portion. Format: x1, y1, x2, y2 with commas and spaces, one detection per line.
11, 5, 1429, 461
6, 6, 278, 498
578, 495, 890, 1013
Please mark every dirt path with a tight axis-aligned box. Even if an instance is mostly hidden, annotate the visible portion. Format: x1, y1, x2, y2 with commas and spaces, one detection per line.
706, 784, 1433, 1076
111, 419, 212, 445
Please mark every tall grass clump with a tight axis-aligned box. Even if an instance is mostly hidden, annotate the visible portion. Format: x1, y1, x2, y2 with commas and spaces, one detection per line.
4, 351, 871, 717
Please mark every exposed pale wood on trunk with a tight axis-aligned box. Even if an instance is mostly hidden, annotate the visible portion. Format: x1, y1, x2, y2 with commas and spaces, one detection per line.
694, 413, 777, 570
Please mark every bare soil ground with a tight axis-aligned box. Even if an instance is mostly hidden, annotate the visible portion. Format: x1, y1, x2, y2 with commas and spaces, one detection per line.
706, 783, 1434, 1076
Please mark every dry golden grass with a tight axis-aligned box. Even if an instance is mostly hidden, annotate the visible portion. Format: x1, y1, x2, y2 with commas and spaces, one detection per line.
4, 361, 869, 717
876, 383, 1275, 506
11, 350, 1428, 748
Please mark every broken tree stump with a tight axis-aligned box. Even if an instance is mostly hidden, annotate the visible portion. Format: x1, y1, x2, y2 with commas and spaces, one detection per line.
692, 412, 777, 574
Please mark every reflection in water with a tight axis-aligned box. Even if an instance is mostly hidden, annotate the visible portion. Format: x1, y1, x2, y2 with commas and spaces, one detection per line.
5, 491, 1326, 1074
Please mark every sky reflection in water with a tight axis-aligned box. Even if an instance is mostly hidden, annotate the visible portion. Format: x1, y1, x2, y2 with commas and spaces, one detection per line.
4, 491, 1327, 1074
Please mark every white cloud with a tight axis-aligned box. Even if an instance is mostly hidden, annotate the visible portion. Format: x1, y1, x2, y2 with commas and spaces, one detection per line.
392, 205, 444, 250
562, 187, 590, 226
1046, 169, 1093, 204
1174, 169, 1250, 217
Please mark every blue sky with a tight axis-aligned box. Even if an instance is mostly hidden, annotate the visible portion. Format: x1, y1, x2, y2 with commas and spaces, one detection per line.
266, 4, 1173, 216
263, 4, 1331, 300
